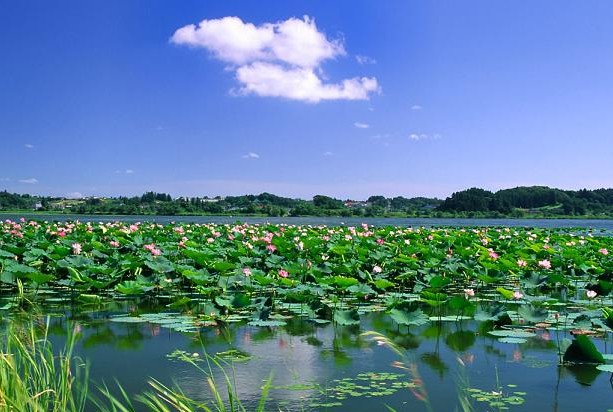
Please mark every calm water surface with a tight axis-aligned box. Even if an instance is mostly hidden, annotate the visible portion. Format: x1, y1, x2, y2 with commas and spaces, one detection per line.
7, 303, 610, 412
4, 213, 613, 231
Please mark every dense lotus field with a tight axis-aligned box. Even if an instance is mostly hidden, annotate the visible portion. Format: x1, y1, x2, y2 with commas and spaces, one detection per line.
0, 219, 612, 340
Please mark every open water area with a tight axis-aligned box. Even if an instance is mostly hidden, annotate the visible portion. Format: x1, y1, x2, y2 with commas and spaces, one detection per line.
3, 213, 613, 232
21, 302, 612, 412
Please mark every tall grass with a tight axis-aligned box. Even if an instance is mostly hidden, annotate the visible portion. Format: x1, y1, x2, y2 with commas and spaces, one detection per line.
92, 351, 272, 412
0, 318, 271, 412
0, 318, 88, 412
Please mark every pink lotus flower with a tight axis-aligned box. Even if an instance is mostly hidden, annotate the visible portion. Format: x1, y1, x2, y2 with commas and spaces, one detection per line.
266, 244, 277, 253
242, 268, 252, 277
109, 240, 120, 248
517, 259, 527, 268
599, 248, 609, 256
513, 291, 523, 300
278, 269, 289, 278
372, 265, 382, 273
144, 243, 161, 256
586, 290, 597, 299
72, 243, 82, 255
538, 259, 551, 269
464, 288, 475, 297
488, 250, 499, 260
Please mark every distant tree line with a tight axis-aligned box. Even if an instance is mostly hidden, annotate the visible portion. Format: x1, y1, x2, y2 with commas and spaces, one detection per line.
1, 186, 612, 218
438, 186, 613, 217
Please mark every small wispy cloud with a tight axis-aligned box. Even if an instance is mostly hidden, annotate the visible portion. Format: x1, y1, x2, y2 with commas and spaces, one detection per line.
242, 152, 260, 159
115, 169, 135, 174
323, 151, 334, 156
0, 177, 10, 182
354, 122, 370, 129
66, 192, 84, 199
355, 55, 376, 65
410, 105, 423, 110
24, 143, 34, 149
19, 178, 38, 184
409, 133, 441, 141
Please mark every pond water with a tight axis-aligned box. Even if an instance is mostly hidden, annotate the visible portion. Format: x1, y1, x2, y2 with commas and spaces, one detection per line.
7, 300, 612, 412
4, 213, 613, 231
1, 219, 611, 410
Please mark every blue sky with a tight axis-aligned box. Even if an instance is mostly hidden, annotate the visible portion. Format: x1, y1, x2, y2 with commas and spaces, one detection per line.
1, 0, 612, 200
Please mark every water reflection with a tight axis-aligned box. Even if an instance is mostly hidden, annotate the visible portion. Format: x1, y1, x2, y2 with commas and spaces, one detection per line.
4, 305, 613, 411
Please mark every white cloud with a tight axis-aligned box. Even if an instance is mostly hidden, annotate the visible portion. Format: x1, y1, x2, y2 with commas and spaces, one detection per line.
171, 16, 379, 102
409, 133, 442, 141
171, 16, 343, 68
19, 178, 38, 184
242, 152, 260, 159
354, 122, 370, 129
24, 143, 34, 149
0, 177, 10, 182
410, 105, 423, 110
115, 169, 135, 174
323, 151, 333, 156
355, 55, 376, 65
235, 63, 378, 102
66, 192, 84, 199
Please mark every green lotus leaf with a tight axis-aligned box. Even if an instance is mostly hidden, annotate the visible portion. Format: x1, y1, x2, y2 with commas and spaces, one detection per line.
334, 309, 360, 326
247, 319, 287, 327
498, 337, 527, 344
596, 364, 613, 372
389, 308, 429, 327
563, 335, 604, 364
488, 329, 536, 338
517, 305, 549, 323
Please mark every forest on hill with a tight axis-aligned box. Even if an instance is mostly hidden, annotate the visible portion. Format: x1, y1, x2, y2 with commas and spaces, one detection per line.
1, 186, 612, 218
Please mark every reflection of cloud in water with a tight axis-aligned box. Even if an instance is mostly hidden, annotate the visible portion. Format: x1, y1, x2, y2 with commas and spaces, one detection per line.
176, 326, 330, 408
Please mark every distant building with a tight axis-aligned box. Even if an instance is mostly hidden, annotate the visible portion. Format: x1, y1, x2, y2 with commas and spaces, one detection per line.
344, 200, 368, 208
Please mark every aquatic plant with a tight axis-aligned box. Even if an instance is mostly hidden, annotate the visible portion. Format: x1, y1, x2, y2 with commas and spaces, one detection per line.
0, 318, 88, 412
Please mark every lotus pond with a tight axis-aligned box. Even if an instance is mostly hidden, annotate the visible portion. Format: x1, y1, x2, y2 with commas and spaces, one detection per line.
1, 219, 612, 411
